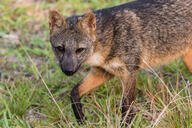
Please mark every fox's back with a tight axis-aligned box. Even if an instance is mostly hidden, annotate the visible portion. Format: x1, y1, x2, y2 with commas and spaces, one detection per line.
95, 0, 192, 43
93, 0, 192, 68
133, 0, 192, 67
132, 0, 192, 46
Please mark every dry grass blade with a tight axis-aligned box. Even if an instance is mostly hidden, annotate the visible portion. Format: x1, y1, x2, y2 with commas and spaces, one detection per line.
151, 81, 191, 128
142, 59, 174, 99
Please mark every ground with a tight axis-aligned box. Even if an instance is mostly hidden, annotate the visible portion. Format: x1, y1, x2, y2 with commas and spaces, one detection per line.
0, 0, 192, 127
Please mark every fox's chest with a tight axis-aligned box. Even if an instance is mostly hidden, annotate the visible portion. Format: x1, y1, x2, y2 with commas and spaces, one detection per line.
84, 52, 127, 76
84, 52, 104, 66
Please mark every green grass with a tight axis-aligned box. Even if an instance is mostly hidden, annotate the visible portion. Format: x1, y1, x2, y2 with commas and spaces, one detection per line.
0, 0, 192, 127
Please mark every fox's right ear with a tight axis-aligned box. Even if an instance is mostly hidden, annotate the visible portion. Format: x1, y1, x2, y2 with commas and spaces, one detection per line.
49, 10, 67, 34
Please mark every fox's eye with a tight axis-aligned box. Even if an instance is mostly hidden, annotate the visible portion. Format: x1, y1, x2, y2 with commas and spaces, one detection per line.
76, 48, 85, 54
57, 46, 64, 51
56, 46, 65, 52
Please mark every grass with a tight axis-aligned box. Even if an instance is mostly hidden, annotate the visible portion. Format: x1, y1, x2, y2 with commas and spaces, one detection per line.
0, 0, 192, 127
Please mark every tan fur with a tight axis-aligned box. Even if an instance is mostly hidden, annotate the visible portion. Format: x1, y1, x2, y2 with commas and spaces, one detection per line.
182, 47, 192, 72
78, 68, 113, 97
103, 57, 128, 77
84, 52, 104, 66
84, 42, 112, 66
140, 47, 190, 69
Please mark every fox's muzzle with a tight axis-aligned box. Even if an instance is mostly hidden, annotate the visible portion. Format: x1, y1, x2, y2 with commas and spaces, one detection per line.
60, 52, 79, 76
60, 62, 79, 76
61, 66, 78, 76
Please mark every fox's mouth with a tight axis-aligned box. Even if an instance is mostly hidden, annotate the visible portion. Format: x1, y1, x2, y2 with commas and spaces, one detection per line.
62, 70, 76, 76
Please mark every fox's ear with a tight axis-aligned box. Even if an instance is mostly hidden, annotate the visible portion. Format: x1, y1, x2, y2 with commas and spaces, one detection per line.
49, 10, 67, 34
77, 12, 96, 35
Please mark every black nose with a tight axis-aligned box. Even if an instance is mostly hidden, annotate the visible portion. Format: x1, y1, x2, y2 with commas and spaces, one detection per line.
62, 68, 75, 76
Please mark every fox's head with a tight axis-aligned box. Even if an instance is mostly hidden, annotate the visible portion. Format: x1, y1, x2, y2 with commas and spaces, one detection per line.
49, 10, 96, 76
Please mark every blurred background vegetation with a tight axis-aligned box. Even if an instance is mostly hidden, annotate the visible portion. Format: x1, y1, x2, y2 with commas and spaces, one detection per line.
0, 0, 192, 127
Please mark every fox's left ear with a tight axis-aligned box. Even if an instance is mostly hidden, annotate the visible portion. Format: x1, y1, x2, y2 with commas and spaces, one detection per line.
49, 10, 67, 34
77, 12, 96, 35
